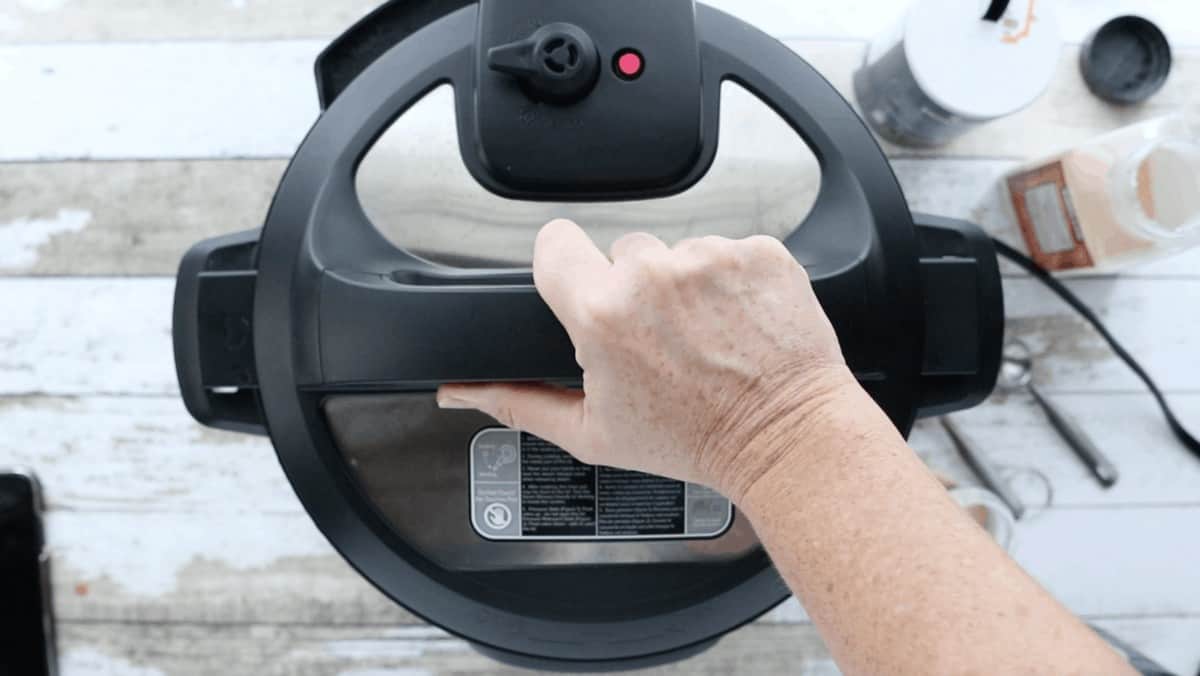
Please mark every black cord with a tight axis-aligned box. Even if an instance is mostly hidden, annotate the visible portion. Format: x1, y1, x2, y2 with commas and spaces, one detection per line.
993, 239, 1200, 460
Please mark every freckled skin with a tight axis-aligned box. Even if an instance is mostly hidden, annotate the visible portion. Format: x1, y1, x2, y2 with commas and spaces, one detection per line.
439, 219, 1134, 676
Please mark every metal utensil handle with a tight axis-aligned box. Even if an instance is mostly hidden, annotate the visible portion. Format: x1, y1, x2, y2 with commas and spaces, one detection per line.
940, 417, 1026, 519
1028, 385, 1120, 488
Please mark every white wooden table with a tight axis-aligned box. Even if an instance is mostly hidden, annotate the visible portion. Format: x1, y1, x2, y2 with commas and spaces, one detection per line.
2, 1, 1198, 673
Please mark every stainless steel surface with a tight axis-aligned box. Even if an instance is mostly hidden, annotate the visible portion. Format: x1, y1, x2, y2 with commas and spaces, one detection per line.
324, 394, 761, 571
1000, 340, 1120, 488
939, 417, 1027, 519
356, 83, 822, 267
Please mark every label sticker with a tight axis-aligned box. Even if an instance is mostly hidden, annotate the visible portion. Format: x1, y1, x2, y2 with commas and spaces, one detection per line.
470, 428, 733, 540
1007, 161, 1095, 271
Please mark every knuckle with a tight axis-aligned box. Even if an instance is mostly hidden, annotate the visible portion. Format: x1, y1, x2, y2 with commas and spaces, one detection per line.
695, 235, 733, 260
633, 252, 670, 281
744, 235, 791, 261
612, 232, 666, 264
742, 236, 800, 277
704, 244, 742, 270
672, 254, 708, 281
671, 236, 700, 252
578, 290, 628, 331
614, 231, 653, 249
616, 250, 669, 288
676, 235, 725, 256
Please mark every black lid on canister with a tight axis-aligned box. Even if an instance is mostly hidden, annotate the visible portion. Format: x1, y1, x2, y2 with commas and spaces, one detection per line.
1080, 15, 1172, 105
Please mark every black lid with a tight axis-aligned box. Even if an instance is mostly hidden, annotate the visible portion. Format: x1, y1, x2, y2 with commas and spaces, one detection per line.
1080, 15, 1172, 105
170, 0, 1006, 669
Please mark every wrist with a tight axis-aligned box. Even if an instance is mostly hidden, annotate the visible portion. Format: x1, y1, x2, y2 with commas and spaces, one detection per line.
703, 364, 882, 505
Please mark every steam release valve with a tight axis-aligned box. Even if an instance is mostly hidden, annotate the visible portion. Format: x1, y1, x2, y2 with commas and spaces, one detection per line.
487, 23, 600, 104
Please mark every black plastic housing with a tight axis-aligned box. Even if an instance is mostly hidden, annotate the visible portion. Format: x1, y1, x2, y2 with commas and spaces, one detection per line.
175, 215, 1003, 433
913, 213, 1004, 417
172, 229, 265, 435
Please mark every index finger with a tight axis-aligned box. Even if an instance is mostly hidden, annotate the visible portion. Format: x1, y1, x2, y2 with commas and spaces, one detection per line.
533, 219, 611, 330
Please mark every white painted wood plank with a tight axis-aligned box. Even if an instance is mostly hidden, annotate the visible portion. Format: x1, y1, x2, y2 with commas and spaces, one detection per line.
1002, 277, 1200, 394
0, 0, 377, 43
3, 394, 1197, 625
3, 158, 1198, 278
10, 395, 1191, 626
0, 397, 289, 514
1092, 617, 1200, 676
0, 160, 285, 275
9, 393, 1195, 626
0, 41, 323, 161
51, 616, 1200, 676
46, 510, 414, 626
56, 621, 839, 676
766, 507, 1200, 624
1012, 507, 1200, 619
0, 279, 176, 396
3, 394, 1197, 515
43, 505, 1200, 625
3, 40, 1196, 161
910, 393, 1200, 508
5, 0, 1198, 46
4, 278, 1198, 396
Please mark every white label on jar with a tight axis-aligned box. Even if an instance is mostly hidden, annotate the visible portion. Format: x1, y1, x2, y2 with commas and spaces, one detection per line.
1007, 161, 1095, 270
1024, 183, 1075, 254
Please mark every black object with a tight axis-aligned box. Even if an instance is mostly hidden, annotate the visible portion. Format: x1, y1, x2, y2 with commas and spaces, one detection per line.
940, 417, 1027, 519
487, 23, 600, 104
0, 472, 56, 676
982, 0, 1010, 22
173, 0, 1004, 669
1080, 16, 1172, 105
994, 240, 1200, 461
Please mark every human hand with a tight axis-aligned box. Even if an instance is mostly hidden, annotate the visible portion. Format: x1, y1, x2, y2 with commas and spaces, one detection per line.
437, 219, 862, 502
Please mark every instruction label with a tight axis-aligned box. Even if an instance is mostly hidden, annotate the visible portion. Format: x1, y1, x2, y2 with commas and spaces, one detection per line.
470, 428, 732, 541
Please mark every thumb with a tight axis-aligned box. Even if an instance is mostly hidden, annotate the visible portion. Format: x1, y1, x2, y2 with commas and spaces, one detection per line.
437, 383, 587, 453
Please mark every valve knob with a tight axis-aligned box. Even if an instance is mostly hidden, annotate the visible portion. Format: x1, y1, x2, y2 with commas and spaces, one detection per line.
487, 23, 600, 104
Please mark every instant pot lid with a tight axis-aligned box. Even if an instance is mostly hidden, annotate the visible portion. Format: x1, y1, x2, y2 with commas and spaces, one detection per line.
171, 0, 1003, 670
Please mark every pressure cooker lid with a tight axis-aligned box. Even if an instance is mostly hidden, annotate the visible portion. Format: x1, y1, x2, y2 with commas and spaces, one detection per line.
171, 0, 1007, 669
